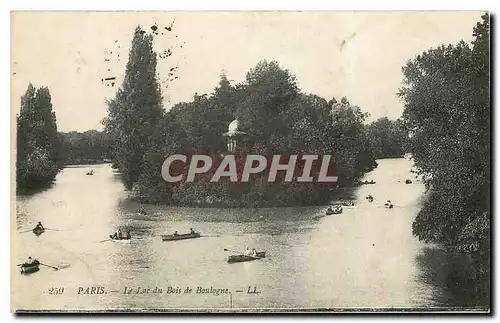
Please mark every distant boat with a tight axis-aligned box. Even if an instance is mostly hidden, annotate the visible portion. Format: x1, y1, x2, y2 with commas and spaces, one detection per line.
20, 260, 40, 274
162, 232, 201, 241
86, 170, 94, 176
405, 179, 412, 184
227, 252, 266, 264
362, 180, 376, 185
33, 227, 44, 236
326, 206, 343, 215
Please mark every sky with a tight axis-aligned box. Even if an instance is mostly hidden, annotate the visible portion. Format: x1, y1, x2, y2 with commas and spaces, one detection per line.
11, 11, 483, 132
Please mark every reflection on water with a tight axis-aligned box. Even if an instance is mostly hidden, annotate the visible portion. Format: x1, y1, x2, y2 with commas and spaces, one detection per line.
12, 159, 486, 311
415, 247, 487, 308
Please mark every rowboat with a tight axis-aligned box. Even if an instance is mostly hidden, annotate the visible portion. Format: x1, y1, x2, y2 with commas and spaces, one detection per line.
326, 206, 342, 215
33, 228, 44, 236
161, 232, 201, 241
108, 235, 132, 243
20, 261, 40, 274
227, 252, 266, 264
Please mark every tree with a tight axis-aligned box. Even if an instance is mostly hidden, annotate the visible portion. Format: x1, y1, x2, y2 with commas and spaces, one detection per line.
367, 117, 407, 159
399, 14, 490, 303
16, 84, 61, 192
132, 59, 377, 206
328, 99, 375, 181
235, 60, 299, 152
132, 113, 184, 203
104, 26, 164, 190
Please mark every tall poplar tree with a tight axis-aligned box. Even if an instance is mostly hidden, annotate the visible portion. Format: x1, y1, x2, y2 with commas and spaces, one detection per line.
16, 84, 60, 192
104, 26, 164, 190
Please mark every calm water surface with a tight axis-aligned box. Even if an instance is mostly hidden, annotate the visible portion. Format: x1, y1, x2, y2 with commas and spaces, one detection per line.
13, 158, 481, 311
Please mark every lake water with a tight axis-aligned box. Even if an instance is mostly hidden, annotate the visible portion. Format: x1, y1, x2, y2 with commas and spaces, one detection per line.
12, 158, 484, 311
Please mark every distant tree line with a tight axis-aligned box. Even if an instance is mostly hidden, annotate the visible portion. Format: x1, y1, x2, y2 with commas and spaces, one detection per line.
399, 14, 490, 305
58, 130, 112, 165
366, 117, 407, 159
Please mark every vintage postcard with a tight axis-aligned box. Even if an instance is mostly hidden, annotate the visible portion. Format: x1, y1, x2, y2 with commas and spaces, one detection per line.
11, 11, 490, 313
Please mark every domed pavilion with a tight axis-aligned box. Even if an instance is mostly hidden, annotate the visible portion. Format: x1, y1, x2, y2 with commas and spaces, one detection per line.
223, 119, 248, 153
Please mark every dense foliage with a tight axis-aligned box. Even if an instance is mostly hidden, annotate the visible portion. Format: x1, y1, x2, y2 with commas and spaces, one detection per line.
367, 117, 407, 159
121, 57, 377, 206
58, 131, 112, 165
16, 84, 61, 192
103, 27, 164, 190
399, 14, 490, 304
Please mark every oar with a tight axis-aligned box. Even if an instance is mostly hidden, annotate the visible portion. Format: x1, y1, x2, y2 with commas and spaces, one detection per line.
45, 228, 73, 232
19, 229, 35, 234
58, 262, 71, 269
98, 239, 110, 243
39, 263, 59, 270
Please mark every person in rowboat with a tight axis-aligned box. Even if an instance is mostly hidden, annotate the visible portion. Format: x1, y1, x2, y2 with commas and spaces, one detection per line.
190, 228, 195, 234
244, 247, 251, 256
126, 231, 131, 239
250, 248, 257, 257
118, 229, 123, 240
34, 222, 44, 231
173, 231, 178, 236
26, 256, 35, 264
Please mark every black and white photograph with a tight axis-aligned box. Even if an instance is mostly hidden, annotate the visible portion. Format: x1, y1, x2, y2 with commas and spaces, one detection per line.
10, 11, 490, 313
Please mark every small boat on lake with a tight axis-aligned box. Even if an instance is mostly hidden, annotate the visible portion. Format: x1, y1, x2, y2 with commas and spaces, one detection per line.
33, 227, 44, 236
405, 179, 413, 184
86, 170, 94, 176
108, 235, 132, 243
326, 205, 343, 215
162, 232, 201, 241
362, 180, 376, 185
227, 252, 266, 264
20, 260, 40, 274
